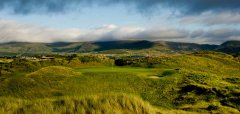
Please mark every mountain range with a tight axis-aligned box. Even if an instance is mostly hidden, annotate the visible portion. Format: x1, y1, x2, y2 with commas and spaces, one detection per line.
0, 40, 239, 56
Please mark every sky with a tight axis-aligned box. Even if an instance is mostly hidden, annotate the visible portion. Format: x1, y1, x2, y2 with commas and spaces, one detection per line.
0, 0, 240, 44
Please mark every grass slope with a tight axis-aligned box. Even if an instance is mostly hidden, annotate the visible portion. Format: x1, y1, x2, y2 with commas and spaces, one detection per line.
0, 52, 239, 113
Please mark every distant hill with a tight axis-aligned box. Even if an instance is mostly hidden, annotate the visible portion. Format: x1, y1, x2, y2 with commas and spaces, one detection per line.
216, 40, 240, 55
0, 40, 239, 56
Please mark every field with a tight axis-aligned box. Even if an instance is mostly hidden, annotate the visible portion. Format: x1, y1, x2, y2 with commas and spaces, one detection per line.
0, 51, 239, 114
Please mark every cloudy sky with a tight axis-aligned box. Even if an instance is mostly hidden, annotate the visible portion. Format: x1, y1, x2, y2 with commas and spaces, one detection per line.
0, 0, 240, 44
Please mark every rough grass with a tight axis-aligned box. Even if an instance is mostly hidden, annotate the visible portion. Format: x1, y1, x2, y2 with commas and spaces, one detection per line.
0, 94, 157, 114
27, 66, 81, 78
0, 58, 13, 63
0, 66, 81, 98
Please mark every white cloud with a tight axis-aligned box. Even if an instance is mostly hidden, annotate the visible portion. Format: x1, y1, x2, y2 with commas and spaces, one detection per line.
0, 20, 145, 42
0, 20, 84, 42
138, 28, 189, 39
0, 20, 240, 44
77, 24, 145, 41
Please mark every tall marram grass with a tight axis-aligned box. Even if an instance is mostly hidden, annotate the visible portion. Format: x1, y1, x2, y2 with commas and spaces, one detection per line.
0, 94, 157, 114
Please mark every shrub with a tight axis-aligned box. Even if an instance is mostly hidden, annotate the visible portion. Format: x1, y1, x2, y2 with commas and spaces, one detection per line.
162, 69, 176, 76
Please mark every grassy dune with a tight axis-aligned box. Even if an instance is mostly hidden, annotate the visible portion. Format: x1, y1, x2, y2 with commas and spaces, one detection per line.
0, 52, 239, 113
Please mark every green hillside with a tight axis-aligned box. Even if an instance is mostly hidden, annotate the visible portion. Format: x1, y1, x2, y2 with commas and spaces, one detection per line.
0, 40, 223, 56
216, 40, 240, 55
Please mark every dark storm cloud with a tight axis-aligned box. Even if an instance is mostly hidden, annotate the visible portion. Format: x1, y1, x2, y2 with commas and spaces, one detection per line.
1, 0, 240, 14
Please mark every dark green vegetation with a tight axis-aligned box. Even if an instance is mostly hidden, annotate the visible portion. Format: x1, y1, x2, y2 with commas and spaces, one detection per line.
0, 50, 239, 114
0, 40, 239, 56
217, 40, 240, 55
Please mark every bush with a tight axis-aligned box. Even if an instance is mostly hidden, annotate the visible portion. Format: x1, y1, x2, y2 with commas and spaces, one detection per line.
162, 69, 176, 76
